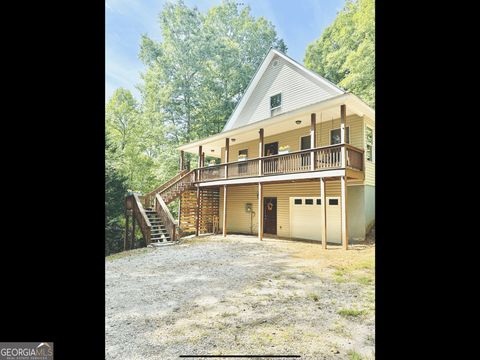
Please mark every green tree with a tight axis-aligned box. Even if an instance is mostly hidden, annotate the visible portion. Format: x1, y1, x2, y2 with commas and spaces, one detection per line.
304, 0, 374, 107
138, 0, 287, 174
106, 88, 158, 192
105, 133, 128, 256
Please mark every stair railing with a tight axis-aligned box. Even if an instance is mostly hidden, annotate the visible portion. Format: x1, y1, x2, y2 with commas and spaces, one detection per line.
155, 194, 177, 242
158, 169, 196, 204
144, 169, 189, 208
126, 193, 152, 245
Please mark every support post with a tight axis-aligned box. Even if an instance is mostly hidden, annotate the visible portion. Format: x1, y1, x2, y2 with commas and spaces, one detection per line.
258, 129, 264, 176
131, 215, 136, 249
180, 150, 184, 172
310, 113, 316, 171
320, 177, 327, 249
258, 182, 263, 241
341, 175, 348, 250
224, 138, 229, 179
201, 152, 205, 168
198, 146, 203, 169
124, 211, 129, 251
340, 104, 347, 168
195, 186, 200, 236
222, 185, 227, 237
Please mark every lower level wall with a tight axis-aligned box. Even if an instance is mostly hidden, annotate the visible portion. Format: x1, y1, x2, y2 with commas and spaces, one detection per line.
347, 185, 366, 241
218, 180, 370, 241
365, 185, 375, 232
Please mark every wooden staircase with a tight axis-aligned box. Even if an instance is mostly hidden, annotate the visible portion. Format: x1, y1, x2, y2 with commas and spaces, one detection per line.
144, 208, 172, 243
124, 169, 196, 248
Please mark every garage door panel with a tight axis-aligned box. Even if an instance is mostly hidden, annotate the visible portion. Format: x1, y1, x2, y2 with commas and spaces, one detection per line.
290, 197, 341, 243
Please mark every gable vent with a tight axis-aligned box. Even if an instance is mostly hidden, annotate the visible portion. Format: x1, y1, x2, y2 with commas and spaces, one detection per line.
272, 59, 279, 68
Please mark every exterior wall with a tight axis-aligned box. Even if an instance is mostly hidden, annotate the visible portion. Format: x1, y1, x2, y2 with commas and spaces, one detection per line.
219, 181, 366, 241
232, 55, 340, 129
221, 114, 365, 163
364, 116, 375, 186
364, 185, 375, 232
347, 185, 366, 241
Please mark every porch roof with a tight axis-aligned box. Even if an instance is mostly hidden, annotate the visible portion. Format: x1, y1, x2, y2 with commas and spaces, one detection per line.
178, 93, 374, 158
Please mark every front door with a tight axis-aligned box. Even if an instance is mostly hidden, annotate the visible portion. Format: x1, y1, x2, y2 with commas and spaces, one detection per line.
263, 197, 277, 235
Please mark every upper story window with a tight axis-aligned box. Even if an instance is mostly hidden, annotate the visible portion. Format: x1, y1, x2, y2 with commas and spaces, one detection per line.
330, 127, 350, 145
366, 126, 375, 162
270, 93, 282, 116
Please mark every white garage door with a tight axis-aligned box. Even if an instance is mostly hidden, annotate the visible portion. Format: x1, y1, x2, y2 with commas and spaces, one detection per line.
290, 197, 342, 244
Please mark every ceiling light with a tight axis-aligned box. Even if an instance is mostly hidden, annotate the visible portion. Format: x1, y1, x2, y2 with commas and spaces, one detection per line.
295, 120, 302, 125
231, 138, 236, 142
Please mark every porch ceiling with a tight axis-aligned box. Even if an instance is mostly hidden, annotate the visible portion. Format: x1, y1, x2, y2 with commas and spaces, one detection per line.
178, 93, 374, 158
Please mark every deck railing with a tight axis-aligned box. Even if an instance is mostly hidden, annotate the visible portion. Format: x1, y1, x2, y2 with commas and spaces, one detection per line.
196, 144, 363, 182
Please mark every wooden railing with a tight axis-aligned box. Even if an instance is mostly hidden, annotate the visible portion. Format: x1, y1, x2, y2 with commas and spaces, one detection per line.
345, 145, 364, 171
195, 144, 363, 182
143, 169, 189, 207
128, 193, 152, 244
155, 194, 177, 242
160, 169, 196, 203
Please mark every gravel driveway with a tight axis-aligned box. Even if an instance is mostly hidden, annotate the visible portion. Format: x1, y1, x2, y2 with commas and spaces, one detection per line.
106, 234, 375, 359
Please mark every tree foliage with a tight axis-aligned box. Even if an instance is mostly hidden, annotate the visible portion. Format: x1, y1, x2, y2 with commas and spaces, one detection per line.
105, 0, 286, 255
304, 0, 374, 107
105, 133, 128, 256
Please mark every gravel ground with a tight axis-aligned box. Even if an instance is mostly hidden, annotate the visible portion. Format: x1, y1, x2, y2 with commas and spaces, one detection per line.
106, 234, 375, 360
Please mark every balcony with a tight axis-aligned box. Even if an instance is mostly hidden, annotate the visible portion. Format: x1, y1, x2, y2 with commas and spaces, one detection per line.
195, 144, 364, 185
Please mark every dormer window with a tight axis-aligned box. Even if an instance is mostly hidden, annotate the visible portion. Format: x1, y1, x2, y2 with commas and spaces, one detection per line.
270, 93, 281, 116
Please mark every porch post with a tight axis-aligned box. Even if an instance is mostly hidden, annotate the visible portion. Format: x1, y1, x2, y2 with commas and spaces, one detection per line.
179, 150, 184, 172
131, 215, 136, 249
201, 152, 205, 168
222, 185, 227, 237
124, 211, 129, 251
224, 138, 229, 178
198, 146, 203, 168
258, 182, 263, 241
340, 104, 347, 168
310, 113, 317, 171
195, 185, 200, 236
258, 129, 264, 176
341, 175, 349, 250
320, 177, 327, 249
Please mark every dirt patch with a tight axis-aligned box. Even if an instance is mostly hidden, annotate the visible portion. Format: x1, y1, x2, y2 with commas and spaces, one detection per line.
106, 234, 375, 359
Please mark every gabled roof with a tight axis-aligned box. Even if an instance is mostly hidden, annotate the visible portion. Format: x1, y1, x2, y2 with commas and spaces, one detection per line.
222, 48, 346, 132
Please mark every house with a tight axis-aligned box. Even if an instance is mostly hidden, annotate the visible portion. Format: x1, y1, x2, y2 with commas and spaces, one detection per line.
125, 48, 375, 250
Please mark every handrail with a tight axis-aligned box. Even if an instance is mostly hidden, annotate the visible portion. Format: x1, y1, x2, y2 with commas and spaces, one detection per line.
159, 169, 195, 196
155, 194, 177, 242
130, 193, 152, 244
143, 169, 189, 207
195, 143, 364, 181
345, 144, 365, 153
195, 144, 351, 170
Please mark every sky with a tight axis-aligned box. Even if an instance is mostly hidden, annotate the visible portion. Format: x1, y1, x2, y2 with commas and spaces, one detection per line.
105, 0, 345, 102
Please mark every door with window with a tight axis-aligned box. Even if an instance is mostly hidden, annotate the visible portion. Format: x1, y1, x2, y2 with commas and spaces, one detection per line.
263, 197, 277, 235
300, 135, 311, 168
263, 142, 279, 174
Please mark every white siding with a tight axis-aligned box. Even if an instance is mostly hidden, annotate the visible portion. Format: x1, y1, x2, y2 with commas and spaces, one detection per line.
231, 55, 340, 130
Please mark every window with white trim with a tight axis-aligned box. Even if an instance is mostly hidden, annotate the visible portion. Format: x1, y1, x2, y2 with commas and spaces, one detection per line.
330, 127, 350, 145
366, 126, 375, 162
270, 93, 281, 116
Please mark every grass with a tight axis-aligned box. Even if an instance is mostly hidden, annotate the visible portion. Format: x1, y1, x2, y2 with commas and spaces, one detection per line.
105, 247, 153, 261
356, 275, 374, 285
307, 292, 319, 302
337, 308, 367, 318
347, 350, 364, 360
